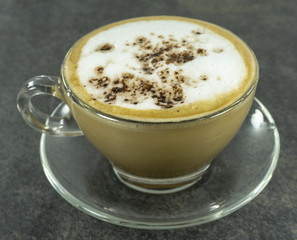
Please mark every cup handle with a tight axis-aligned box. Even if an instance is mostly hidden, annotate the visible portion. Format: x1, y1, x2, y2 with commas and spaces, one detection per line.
17, 75, 83, 136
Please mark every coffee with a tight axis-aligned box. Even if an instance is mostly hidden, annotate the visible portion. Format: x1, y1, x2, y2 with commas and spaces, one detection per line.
59, 16, 258, 192
17, 16, 258, 192
63, 16, 257, 122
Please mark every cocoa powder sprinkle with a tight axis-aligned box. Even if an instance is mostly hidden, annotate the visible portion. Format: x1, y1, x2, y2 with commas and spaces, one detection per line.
96, 66, 104, 74
200, 75, 208, 81
96, 43, 114, 52
87, 29, 214, 108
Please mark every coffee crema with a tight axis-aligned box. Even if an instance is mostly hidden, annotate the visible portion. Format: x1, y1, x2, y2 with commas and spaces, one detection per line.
63, 16, 257, 121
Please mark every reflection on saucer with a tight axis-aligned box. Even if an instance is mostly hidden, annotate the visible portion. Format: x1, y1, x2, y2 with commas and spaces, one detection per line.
251, 109, 264, 128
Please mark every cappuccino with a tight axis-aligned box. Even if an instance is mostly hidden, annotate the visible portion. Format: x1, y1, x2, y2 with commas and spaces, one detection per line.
18, 16, 258, 192
63, 16, 256, 121
59, 16, 258, 191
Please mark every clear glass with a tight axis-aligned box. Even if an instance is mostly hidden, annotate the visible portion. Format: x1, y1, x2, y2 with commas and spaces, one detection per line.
16, 75, 82, 136
40, 98, 280, 229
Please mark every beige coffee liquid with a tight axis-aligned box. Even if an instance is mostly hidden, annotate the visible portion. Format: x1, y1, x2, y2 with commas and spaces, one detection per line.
63, 16, 257, 122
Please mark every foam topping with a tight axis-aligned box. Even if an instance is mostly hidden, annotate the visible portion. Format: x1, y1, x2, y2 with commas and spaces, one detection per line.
77, 20, 247, 110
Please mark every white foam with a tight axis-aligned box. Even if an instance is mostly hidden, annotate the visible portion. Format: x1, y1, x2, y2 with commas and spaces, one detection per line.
78, 19, 247, 110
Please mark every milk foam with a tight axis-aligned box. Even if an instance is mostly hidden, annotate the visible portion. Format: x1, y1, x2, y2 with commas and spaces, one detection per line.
77, 20, 247, 110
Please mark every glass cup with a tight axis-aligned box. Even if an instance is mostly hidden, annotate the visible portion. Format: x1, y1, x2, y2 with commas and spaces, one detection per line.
17, 17, 259, 194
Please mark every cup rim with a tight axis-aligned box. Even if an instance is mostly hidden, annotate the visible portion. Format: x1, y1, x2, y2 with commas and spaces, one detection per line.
60, 17, 259, 125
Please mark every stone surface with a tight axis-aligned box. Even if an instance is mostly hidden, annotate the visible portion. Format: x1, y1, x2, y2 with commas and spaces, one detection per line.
1, 0, 296, 239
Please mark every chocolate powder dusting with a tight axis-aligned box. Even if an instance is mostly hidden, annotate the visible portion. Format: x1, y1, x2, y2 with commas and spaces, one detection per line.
197, 48, 207, 56
96, 43, 114, 52
192, 30, 202, 35
96, 66, 104, 74
200, 75, 208, 81
132, 34, 199, 75
166, 52, 194, 64
89, 76, 110, 88
89, 29, 210, 108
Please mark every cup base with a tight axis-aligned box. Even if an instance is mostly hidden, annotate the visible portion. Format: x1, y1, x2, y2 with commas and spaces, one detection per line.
113, 165, 210, 194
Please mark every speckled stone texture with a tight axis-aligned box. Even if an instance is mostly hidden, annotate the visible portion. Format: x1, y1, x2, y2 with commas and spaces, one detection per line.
1, 0, 296, 239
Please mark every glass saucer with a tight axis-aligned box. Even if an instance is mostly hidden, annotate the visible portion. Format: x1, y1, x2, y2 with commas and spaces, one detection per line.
40, 98, 280, 229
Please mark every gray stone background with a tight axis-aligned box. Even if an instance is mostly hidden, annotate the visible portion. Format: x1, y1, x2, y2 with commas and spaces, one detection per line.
1, 0, 296, 239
